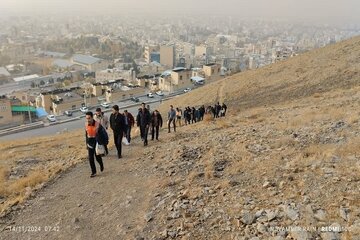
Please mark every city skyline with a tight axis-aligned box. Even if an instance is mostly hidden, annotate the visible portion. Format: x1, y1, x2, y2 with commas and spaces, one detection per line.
0, 0, 359, 25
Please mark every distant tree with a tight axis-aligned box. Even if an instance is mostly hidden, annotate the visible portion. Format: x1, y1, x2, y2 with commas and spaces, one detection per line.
132, 60, 140, 75
39, 80, 45, 86
63, 80, 71, 86
68, 47, 74, 55
30, 82, 35, 88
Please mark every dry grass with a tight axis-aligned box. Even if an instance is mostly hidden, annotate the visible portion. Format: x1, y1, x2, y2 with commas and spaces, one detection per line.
0, 169, 48, 213
203, 113, 214, 122
0, 166, 10, 197
215, 118, 231, 129
8, 170, 48, 195
303, 143, 337, 159
335, 137, 360, 158
0, 129, 88, 215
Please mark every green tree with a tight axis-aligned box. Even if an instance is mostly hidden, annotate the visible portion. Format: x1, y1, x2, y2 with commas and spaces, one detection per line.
63, 80, 71, 86
132, 61, 140, 75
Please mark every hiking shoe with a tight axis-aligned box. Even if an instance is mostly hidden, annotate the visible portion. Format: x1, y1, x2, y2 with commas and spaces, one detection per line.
100, 165, 104, 172
90, 173, 97, 178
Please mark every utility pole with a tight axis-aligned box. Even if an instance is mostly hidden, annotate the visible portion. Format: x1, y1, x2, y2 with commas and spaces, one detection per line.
28, 102, 32, 123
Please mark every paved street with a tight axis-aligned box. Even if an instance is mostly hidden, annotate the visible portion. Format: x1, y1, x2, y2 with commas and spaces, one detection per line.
0, 92, 177, 141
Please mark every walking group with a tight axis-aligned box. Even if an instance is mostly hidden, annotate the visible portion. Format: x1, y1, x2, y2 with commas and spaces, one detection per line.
84, 101, 227, 178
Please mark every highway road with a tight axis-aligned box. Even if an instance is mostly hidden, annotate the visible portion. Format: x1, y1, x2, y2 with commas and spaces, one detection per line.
0, 95, 164, 142
0, 82, 31, 95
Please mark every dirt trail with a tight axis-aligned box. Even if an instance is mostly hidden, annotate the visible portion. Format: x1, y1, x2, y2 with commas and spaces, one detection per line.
0, 136, 164, 239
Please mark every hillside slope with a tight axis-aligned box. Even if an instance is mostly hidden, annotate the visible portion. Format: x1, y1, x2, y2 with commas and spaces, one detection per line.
160, 36, 359, 112
1, 36, 360, 240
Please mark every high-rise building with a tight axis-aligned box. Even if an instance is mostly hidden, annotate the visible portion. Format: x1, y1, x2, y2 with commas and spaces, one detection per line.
195, 45, 210, 57
144, 45, 159, 64
160, 45, 175, 68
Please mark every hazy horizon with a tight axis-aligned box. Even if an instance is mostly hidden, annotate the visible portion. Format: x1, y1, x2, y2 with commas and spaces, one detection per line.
0, 0, 359, 25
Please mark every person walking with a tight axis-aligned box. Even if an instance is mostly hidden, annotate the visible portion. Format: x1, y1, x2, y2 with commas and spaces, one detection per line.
136, 102, 151, 146
221, 103, 227, 117
123, 110, 135, 144
176, 107, 182, 127
167, 105, 176, 133
109, 105, 126, 159
85, 111, 107, 178
191, 107, 197, 123
94, 107, 109, 155
151, 110, 163, 140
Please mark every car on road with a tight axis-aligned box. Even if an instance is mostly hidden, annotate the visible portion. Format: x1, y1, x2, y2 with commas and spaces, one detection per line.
47, 115, 57, 122
184, 88, 192, 93
147, 93, 154, 98
100, 102, 110, 108
80, 106, 89, 113
64, 110, 72, 116
156, 91, 164, 96
130, 97, 140, 102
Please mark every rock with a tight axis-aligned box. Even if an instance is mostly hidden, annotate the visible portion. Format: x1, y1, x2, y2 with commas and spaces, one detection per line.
240, 211, 255, 225
256, 223, 267, 234
73, 217, 80, 223
339, 206, 350, 221
290, 230, 312, 240
24, 187, 32, 197
320, 232, 340, 240
168, 230, 177, 238
263, 181, 271, 188
160, 229, 168, 238
145, 212, 154, 222
171, 211, 180, 219
314, 209, 327, 221
282, 205, 299, 221
269, 237, 285, 240
265, 209, 277, 221
231, 234, 247, 240
328, 223, 344, 233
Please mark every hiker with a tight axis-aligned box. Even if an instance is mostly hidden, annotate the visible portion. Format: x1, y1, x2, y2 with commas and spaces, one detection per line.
85, 111, 107, 178
110, 105, 126, 159
168, 105, 176, 133
151, 110, 163, 140
221, 103, 227, 117
94, 107, 109, 155
183, 107, 189, 125
215, 102, 222, 118
176, 107, 182, 127
191, 107, 197, 123
185, 106, 191, 124
199, 105, 205, 121
195, 108, 201, 122
136, 102, 151, 146
123, 110, 135, 143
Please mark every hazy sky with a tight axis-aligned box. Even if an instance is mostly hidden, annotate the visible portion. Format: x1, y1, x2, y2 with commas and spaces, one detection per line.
1, 0, 359, 24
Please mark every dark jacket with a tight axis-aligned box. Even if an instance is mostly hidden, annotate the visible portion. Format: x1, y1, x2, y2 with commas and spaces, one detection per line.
110, 112, 126, 134
125, 112, 135, 127
85, 121, 109, 147
136, 108, 151, 127
151, 112, 163, 127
